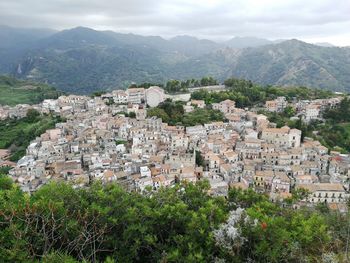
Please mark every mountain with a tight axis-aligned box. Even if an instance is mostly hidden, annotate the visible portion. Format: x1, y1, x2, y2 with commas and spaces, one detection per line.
168, 35, 220, 56
223, 39, 350, 91
0, 26, 349, 93
0, 25, 57, 73
314, 42, 335, 47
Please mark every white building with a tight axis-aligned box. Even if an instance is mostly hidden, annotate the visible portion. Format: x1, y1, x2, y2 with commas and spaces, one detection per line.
127, 88, 145, 104
298, 183, 347, 204
145, 86, 165, 107
261, 126, 301, 148
303, 104, 321, 123
140, 166, 152, 178
265, 97, 287, 112
112, 90, 128, 104
212, 99, 235, 114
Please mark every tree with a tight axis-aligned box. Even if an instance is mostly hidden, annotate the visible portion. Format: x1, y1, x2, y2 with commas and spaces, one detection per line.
0, 181, 346, 262
283, 106, 296, 117
200, 76, 218, 86
147, 108, 170, 123
128, 112, 136, 118
26, 109, 40, 122
195, 150, 204, 167
91, 90, 106, 97
0, 174, 13, 190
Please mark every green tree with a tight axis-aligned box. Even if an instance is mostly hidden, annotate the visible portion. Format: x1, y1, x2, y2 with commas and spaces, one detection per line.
283, 106, 296, 117
195, 150, 204, 167
147, 108, 170, 123
26, 109, 40, 122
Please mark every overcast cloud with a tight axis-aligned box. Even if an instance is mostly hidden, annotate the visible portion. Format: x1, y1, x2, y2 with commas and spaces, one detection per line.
0, 0, 349, 45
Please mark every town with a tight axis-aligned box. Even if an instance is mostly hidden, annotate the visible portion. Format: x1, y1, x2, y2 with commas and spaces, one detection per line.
1, 85, 348, 210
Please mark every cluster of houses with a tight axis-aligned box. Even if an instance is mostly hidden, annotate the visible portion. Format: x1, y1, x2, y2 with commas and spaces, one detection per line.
265, 96, 342, 123
0, 104, 44, 120
0, 149, 15, 171
101, 86, 166, 107
2, 86, 349, 210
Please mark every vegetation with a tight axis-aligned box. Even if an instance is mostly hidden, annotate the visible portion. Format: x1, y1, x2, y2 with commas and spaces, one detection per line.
324, 97, 350, 123
312, 99, 350, 152
91, 90, 107, 97
0, 179, 349, 262
0, 76, 62, 106
260, 97, 350, 152
163, 77, 218, 93
129, 82, 164, 89
115, 140, 127, 145
147, 99, 224, 126
114, 111, 136, 118
0, 110, 64, 161
0, 166, 11, 175
192, 79, 334, 108
195, 150, 204, 167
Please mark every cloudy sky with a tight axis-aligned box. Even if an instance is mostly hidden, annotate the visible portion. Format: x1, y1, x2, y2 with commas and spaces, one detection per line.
0, 0, 350, 45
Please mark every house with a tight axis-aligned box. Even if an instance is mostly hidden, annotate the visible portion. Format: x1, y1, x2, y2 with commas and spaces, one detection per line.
153, 175, 174, 189
212, 99, 236, 114
208, 176, 229, 196
298, 183, 347, 204
271, 172, 291, 193
112, 90, 128, 104
190, 100, 206, 108
140, 166, 152, 178
127, 88, 145, 104
303, 104, 321, 123
205, 153, 221, 173
265, 97, 287, 112
180, 166, 196, 182
254, 170, 274, 192
265, 100, 277, 112
186, 125, 206, 136
261, 126, 301, 148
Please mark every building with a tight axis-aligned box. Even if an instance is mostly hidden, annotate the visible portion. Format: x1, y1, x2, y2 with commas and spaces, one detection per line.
212, 99, 235, 114
298, 183, 347, 204
127, 88, 145, 104
265, 97, 287, 112
303, 104, 321, 123
112, 90, 128, 104
145, 86, 165, 107
190, 100, 206, 108
261, 126, 301, 148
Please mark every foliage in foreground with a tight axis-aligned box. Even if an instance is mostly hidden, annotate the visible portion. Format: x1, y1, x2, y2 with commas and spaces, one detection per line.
0, 177, 349, 262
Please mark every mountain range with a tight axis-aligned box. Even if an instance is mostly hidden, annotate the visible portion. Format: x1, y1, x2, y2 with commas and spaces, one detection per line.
0, 25, 349, 94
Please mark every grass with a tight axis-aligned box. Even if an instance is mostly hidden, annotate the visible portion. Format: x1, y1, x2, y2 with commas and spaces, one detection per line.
0, 75, 62, 106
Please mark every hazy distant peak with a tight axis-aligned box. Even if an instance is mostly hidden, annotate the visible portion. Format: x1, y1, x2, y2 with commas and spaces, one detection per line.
224, 36, 274, 48
314, 42, 335, 47
170, 35, 200, 42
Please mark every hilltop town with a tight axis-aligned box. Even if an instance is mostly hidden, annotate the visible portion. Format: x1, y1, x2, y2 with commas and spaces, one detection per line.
1, 85, 348, 210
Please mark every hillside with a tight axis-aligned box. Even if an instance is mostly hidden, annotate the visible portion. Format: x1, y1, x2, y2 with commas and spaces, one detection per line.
0, 75, 62, 106
225, 40, 350, 91
0, 26, 350, 93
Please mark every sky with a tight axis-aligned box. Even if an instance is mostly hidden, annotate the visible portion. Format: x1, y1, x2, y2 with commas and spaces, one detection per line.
0, 0, 350, 46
